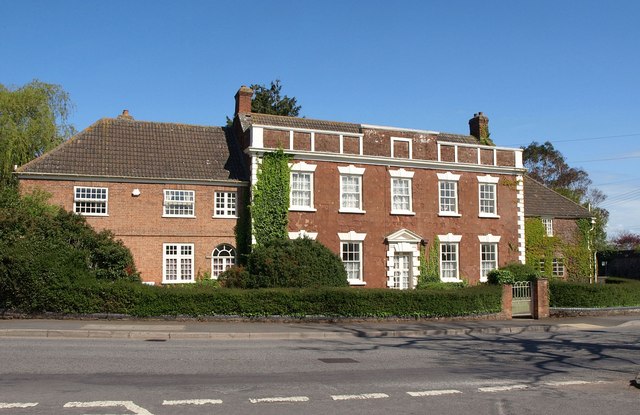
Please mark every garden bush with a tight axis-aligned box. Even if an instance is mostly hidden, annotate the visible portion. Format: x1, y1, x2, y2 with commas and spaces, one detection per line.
550, 278, 640, 308
244, 238, 348, 288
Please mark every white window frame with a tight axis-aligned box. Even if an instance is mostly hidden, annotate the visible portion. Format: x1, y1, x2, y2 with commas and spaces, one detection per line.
552, 257, 565, 277
338, 231, 367, 285
391, 252, 413, 290
478, 234, 501, 282
211, 244, 236, 279
73, 186, 108, 216
390, 169, 415, 215
338, 165, 366, 214
290, 162, 317, 212
477, 175, 499, 218
163, 243, 194, 283
391, 137, 413, 159
542, 217, 553, 236
163, 189, 195, 217
439, 233, 462, 282
214, 191, 237, 217
437, 172, 461, 217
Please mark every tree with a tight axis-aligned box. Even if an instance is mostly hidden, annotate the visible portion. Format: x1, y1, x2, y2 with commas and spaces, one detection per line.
522, 141, 608, 250
611, 231, 640, 250
0, 80, 75, 188
250, 79, 301, 116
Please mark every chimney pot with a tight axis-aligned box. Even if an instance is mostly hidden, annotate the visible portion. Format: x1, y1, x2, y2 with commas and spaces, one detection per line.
234, 85, 253, 115
469, 112, 489, 140
118, 109, 134, 120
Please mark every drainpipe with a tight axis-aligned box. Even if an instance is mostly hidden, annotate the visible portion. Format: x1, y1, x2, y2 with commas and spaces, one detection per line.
589, 216, 597, 284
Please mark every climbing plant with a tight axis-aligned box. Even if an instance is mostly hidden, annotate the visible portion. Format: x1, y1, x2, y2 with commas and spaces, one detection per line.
417, 236, 440, 287
525, 217, 591, 282
250, 148, 291, 246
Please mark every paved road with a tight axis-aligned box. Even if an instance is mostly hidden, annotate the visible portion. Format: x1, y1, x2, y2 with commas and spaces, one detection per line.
1, 317, 639, 414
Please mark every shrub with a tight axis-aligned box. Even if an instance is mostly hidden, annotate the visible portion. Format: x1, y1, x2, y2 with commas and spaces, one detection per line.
500, 262, 542, 282
218, 266, 250, 288
246, 238, 348, 288
550, 278, 640, 308
486, 269, 515, 285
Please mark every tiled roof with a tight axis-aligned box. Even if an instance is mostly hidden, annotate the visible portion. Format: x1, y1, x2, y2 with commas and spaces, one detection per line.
524, 176, 592, 219
243, 113, 361, 134
18, 117, 247, 182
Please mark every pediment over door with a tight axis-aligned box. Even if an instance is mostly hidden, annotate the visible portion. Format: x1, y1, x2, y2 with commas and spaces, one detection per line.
385, 229, 423, 244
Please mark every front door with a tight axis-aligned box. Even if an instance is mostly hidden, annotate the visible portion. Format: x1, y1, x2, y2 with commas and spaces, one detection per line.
392, 253, 412, 289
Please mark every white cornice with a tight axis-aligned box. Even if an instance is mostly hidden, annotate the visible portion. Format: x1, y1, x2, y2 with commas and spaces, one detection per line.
361, 124, 439, 135
247, 148, 526, 175
251, 124, 363, 137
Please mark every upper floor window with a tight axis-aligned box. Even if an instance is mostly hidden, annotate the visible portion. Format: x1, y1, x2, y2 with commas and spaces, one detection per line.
163, 190, 195, 217
437, 172, 461, 216
542, 217, 553, 236
163, 243, 194, 283
552, 257, 565, 277
290, 162, 316, 211
390, 169, 414, 215
338, 165, 366, 213
214, 191, 237, 217
478, 175, 499, 218
74, 186, 108, 216
211, 244, 235, 279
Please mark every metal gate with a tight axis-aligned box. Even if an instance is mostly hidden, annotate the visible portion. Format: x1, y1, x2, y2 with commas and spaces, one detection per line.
512, 281, 532, 317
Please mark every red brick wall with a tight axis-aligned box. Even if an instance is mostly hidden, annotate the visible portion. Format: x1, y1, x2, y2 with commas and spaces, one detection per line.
287, 162, 520, 287
20, 179, 243, 285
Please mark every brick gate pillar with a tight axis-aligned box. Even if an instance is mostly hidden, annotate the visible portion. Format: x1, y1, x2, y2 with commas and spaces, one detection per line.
501, 284, 513, 320
532, 278, 549, 319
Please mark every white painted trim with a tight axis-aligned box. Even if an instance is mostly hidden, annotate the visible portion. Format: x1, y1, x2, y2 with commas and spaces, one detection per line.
438, 233, 462, 243
389, 168, 415, 178
479, 213, 500, 219
252, 123, 363, 138
337, 165, 365, 175
437, 171, 461, 181
478, 234, 501, 243
361, 123, 439, 135
162, 243, 195, 284
338, 231, 367, 241
391, 137, 413, 159
339, 208, 366, 214
439, 140, 519, 152
348, 279, 367, 286
477, 174, 500, 184
290, 161, 317, 172
252, 126, 264, 148
516, 175, 526, 263
288, 230, 318, 240
438, 212, 462, 218
73, 185, 109, 216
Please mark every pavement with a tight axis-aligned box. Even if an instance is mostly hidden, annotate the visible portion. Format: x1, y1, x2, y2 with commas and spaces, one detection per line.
1, 313, 639, 340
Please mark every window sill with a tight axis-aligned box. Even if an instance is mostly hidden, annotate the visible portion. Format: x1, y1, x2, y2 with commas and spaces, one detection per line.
162, 280, 195, 284
390, 210, 415, 216
441, 278, 462, 283
289, 207, 317, 212
339, 208, 366, 214
479, 213, 500, 219
438, 212, 461, 217
162, 215, 196, 218
213, 215, 239, 219
348, 280, 366, 286
77, 213, 109, 217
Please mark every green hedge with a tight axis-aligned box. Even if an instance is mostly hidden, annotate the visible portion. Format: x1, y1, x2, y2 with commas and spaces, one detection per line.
1, 281, 503, 318
550, 278, 640, 308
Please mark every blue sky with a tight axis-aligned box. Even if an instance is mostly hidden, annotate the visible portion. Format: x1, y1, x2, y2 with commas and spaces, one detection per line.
3, 0, 639, 235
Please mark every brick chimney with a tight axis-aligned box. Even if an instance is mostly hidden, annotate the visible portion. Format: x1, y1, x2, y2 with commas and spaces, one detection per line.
234, 85, 253, 115
117, 109, 134, 120
469, 112, 489, 140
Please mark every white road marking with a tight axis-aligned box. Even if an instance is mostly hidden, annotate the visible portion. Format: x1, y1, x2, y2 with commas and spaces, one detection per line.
331, 393, 389, 401
0, 403, 38, 409
478, 385, 528, 392
249, 396, 309, 403
407, 389, 462, 397
63, 401, 154, 415
544, 380, 604, 386
162, 399, 223, 405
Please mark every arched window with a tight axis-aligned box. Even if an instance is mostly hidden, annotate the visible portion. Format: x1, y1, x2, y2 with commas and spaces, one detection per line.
211, 244, 236, 279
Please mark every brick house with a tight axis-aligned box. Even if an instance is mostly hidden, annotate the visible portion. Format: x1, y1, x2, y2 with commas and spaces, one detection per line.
523, 176, 594, 278
17, 112, 248, 285
17, 86, 528, 287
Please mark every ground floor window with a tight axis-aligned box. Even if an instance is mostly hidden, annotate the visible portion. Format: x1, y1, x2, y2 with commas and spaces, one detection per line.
552, 257, 565, 277
212, 244, 236, 278
163, 243, 194, 283
341, 242, 362, 282
480, 243, 498, 282
440, 243, 459, 281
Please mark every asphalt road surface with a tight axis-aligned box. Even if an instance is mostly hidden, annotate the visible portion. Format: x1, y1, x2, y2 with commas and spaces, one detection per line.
1, 323, 639, 414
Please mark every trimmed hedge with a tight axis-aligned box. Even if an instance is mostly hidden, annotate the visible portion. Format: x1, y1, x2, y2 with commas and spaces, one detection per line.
550, 278, 640, 308
1, 281, 503, 318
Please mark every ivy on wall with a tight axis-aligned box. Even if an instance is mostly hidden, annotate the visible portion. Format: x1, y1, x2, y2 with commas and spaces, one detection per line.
525, 217, 591, 282
418, 236, 440, 286
250, 149, 291, 246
